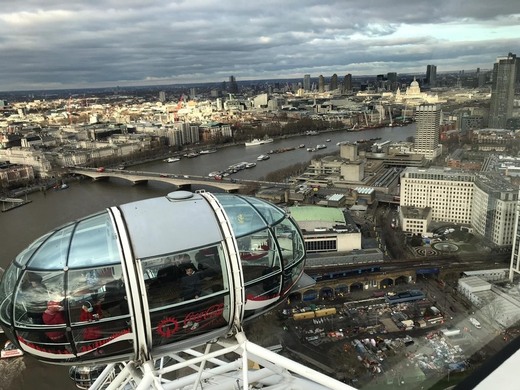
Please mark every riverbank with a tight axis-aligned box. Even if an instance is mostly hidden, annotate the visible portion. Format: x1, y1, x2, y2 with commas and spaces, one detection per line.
4, 122, 416, 196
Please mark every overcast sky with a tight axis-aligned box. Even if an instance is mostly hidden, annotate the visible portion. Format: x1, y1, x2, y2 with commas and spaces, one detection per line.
0, 0, 519, 91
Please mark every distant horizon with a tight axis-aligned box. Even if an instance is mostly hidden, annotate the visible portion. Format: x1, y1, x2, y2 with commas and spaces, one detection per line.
0, 67, 493, 96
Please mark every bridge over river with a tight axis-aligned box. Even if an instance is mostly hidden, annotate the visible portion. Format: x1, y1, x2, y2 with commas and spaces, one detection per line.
69, 167, 246, 192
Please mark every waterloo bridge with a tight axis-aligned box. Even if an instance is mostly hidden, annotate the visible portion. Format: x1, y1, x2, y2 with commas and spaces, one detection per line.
68, 167, 247, 192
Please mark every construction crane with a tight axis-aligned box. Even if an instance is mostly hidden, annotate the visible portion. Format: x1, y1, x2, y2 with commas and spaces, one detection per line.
172, 94, 185, 122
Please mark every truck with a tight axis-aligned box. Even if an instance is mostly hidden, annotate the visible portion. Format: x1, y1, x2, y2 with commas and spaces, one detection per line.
469, 317, 481, 329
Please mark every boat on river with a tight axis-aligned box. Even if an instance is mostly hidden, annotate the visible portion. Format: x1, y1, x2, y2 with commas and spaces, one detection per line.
257, 155, 270, 161
245, 137, 273, 147
166, 157, 181, 163
54, 183, 69, 190
1, 341, 23, 359
199, 149, 217, 154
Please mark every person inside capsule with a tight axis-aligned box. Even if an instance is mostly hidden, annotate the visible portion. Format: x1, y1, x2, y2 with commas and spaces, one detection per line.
42, 299, 67, 342
180, 263, 202, 300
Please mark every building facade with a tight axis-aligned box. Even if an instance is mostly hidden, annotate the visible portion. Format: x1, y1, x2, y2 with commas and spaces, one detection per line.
471, 173, 518, 246
318, 75, 325, 93
489, 53, 517, 129
288, 205, 361, 253
414, 104, 442, 160
400, 168, 474, 225
426, 64, 437, 87
330, 73, 338, 91
303, 74, 311, 92
343, 74, 352, 93
400, 167, 518, 247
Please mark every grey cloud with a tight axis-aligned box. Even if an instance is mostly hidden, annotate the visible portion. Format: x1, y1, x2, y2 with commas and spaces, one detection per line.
0, 0, 518, 90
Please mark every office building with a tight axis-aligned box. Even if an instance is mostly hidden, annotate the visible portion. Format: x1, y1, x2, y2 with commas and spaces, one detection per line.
158, 91, 166, 103
471, 173, 517, 246
330, 74, 338, 91
400, 167, 517, 248
343, 73, 352, 92
414, 104, 442, 160
489, 53, 517, 129
426, 64, 437, 87
400, 167, 475, 226
303, 74, 311, 92
318, 75, 325, 93
228, 75, 238, 94
387, 72, 397, 91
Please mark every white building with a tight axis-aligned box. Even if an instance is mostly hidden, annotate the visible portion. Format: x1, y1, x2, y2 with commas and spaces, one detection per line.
394, 78, 444, 106
471, 174, 518, 246
400, 167, 518, 247
288, 205, 361, 253
400, 167, 474, 225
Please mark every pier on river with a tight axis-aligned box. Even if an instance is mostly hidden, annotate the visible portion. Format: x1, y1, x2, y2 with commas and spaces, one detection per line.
0, 197, 32, 212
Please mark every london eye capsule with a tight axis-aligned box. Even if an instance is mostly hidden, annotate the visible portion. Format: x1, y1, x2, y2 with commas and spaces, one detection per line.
0, 191, 306, 365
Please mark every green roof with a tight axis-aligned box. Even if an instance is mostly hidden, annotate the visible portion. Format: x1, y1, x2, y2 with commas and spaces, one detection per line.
288, 206, 345, 224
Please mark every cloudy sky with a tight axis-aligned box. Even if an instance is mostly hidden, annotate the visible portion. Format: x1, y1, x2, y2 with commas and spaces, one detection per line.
0, 0, 519, 91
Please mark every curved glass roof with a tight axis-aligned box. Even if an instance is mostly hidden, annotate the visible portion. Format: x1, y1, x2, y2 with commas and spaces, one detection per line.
213, 193, 286, 237
14, 212, 120, 271
12, 192, 291, 272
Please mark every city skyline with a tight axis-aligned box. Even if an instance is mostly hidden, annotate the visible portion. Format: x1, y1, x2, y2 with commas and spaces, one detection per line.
0, 1, 519, 91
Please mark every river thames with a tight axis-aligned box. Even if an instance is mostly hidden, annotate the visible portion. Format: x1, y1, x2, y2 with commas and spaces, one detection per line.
0, 124, 415, 389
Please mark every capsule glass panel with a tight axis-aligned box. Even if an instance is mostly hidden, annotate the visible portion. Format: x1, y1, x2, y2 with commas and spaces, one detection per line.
142, 243, 230, 353
14, 232, 53, 267
29, 225, 75, 270
213, 194, 268, 237
212, 193, 305, 317
67, 213, 121, 268
0, 210, 134, 364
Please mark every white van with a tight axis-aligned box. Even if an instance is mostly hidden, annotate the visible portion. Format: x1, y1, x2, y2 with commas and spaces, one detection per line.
469, 317, 481, 329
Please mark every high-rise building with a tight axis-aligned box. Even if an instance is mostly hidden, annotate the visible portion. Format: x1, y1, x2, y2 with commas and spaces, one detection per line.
426, 65, 437, 87
343, 74, 352, 92
318, 75, 325, 93
229, 75, 238, 94
158, 91, 166, 103
303, 74, 311, 92
387, 72, 397, 91
330, 74, 338, 91
489, 53, 517, 129
414, 104, 441, 160
376, 74, 385, 90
